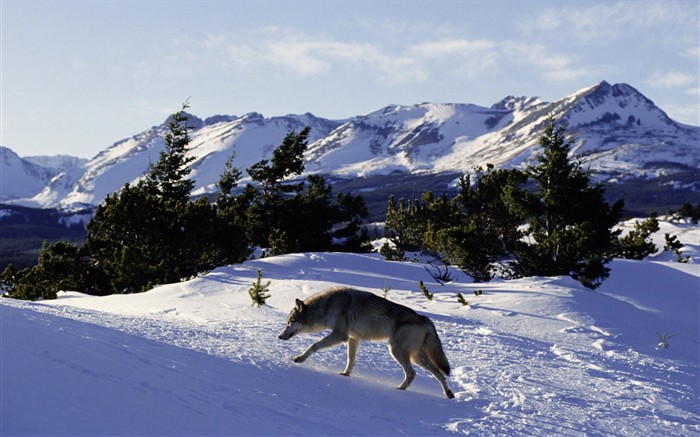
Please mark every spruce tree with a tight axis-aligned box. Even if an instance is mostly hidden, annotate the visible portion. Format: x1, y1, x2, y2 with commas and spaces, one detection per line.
617, 216, 659, 259
84, 101, 211, 294
141, 99, 196, 203
248, 268, 271, 307
244, 128, 369, 253
512, 118, 623, 289
438, 166, 527, 282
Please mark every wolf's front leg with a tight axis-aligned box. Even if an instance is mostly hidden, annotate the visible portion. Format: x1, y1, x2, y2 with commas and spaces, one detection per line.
293, 330, 348, 363
339, 337, 360, 376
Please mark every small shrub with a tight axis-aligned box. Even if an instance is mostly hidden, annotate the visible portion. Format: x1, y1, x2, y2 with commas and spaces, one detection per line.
456, 292, 469, 306
380, 242, 405, 261
663, 233, 689, 263
473, 289, 483, 296
618, 216, 659, 259
381, 277, 392, 299
656, 331, 674, 349
249, 268, 271, 307
419, 280, 433, 301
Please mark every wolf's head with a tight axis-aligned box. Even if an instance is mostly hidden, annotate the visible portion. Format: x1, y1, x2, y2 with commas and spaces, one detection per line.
278, 298, 307, 340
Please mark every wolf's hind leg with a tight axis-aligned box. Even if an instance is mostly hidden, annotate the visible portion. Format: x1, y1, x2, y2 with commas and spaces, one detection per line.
340, 337, 360, 376
418, 353, 455, 399
293, 330, 348, 363
388, 342, 415, 390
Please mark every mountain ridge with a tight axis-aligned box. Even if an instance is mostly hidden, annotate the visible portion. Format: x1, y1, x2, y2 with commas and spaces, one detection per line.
2, 81, 698, 210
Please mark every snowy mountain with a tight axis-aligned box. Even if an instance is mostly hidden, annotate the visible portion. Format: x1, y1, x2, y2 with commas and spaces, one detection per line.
20, 112, 340, 209
0, 146, 86, 201
2, 218, 698, 435
3, 81, 698, 209
307, 81, 699, 178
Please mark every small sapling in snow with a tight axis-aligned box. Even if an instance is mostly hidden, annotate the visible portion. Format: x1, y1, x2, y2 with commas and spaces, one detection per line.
456, 292, 469, 306
419, 280, 433, 301
381, 277, 392, 299
249, 268, 271, 307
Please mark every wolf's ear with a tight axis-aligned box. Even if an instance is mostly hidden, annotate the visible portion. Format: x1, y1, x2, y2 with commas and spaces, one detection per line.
295, 298, 305, 311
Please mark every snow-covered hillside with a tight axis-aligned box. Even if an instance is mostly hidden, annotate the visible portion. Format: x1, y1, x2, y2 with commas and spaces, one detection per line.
4, 81, 698, 209
2, 220, 698, 435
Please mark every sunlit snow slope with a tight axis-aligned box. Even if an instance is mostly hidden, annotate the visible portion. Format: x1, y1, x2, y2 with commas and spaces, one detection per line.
1, 220, 698, 436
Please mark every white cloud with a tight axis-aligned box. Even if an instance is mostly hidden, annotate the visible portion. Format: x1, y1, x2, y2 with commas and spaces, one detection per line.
152, 25, 596, 89
504, 42, 589, 82
649, 71, 696, 88
683, 46, 700, 59
522, 0, 696, 43
410, 38, 495, 58
663, 102, 700, 125
261, 38, 428, 84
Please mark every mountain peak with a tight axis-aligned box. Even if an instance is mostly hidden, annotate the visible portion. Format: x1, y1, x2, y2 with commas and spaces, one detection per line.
491, 96, 542, 112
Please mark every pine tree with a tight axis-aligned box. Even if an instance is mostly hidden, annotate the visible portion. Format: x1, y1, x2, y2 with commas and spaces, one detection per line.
618, 216, 659, 259
1, 241, 90, 300
246, 128, 311, 247
244, 128, 369, 254
83, 101, 212, 294
512, 118, 623, 289
438, 166, 527, 282
210, 151, 250, 266
248, 268, 271, 307
663, 233, 689, 263
141, 99, 196, 203
419, 280, 433, 300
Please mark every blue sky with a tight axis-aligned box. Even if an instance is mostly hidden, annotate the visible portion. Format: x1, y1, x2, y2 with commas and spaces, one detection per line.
2, 0, 699, 158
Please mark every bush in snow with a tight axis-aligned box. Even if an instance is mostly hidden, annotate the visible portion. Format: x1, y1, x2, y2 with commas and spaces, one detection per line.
248, 269, 271, 307
616, 215, 659, 259
663, 233, 689, 263
419, 280, 433, 301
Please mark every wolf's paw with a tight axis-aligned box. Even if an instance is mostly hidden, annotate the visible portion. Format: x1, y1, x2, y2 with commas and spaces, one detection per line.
445, 389, 455, 399
339, 371, 351, 377
292, 355, 306, 363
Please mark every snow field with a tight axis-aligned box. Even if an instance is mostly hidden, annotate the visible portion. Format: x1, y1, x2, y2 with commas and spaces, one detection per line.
2, 222, 699, 436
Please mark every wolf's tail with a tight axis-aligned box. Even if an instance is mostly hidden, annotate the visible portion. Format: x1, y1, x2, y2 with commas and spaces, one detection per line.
420, 316, 451, 376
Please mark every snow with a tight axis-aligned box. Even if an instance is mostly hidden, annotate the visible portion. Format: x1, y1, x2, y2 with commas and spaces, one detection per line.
2, 221, 699, 436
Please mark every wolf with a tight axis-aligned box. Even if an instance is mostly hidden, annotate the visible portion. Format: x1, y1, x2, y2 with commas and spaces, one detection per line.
278, 287, 455, 399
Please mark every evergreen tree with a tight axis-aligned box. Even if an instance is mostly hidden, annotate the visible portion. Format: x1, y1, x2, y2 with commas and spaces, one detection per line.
332, 191, 372, 253
212, 151, 251, 265
383, 195, 434, 255
0, 263, 18, 295
248, 268, 271, 307
511, 118, 623, 289
663, 233, 689, 263
382, 166, 525, 282
141, 100, 196, 203
418, 280, 433, 300
1, 241, 91, 300
84, 184, 180, 293
437, 166, 527, 282
244, 128, 369, 253
83, 101, 227, 294
617, 215, 659, 259
246, 128, 311, 247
